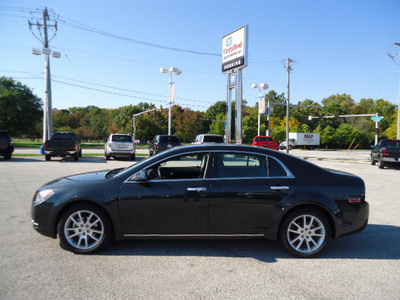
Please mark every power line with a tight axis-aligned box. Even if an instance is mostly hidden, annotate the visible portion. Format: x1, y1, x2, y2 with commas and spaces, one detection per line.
52, 79, 210, 109
55, 14, 221, 57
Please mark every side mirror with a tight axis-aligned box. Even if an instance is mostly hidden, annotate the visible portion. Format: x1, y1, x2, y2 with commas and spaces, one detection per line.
131, 170, 148, 182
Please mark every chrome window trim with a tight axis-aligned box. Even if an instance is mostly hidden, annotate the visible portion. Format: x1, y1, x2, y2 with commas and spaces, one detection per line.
123, 149, 295, 184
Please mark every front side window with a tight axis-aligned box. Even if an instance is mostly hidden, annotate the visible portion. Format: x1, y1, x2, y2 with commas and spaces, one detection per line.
146, 152, 209, 180
214, 152, 287, 178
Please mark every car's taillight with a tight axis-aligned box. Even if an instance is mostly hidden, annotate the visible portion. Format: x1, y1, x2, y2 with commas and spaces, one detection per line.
348, 198, 361, 203
44, 142, 47, 150
74, 143, 78, 151
157, 143, 160, 148
383, 148, 387, 156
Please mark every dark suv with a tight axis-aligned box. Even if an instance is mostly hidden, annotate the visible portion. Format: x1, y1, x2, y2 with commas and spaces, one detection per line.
149, 135, 181, 156
0, 131, 14, 160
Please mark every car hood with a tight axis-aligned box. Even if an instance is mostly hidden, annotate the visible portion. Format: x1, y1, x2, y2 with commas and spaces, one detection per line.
41, 170, 111, 188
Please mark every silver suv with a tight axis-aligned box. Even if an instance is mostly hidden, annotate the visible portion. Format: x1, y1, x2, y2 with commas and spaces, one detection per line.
105, 134, 136, 160
192, 134, 225, 144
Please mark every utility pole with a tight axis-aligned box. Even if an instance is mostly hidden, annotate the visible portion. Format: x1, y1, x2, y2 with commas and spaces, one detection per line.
29, 8, 58, 142
285, 58, 293, 154
388, 42, 400, 140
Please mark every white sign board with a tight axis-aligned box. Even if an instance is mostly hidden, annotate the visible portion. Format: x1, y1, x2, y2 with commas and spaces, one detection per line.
222, 26, 248, 73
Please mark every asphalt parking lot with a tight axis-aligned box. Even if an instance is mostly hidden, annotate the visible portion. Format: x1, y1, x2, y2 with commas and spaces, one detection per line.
0, 153, 399, 299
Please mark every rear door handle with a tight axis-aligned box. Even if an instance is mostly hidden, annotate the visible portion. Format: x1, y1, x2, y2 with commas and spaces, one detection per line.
271, 186, 289, 191
187, 187, 207, 192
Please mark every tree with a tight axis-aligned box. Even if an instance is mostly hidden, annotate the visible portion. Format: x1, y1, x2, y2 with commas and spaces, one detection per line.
321, 126, 336, 148
0, 77, 43, 137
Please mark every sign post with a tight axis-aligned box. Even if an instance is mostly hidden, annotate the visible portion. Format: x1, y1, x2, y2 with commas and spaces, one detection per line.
222, 26, 248, 144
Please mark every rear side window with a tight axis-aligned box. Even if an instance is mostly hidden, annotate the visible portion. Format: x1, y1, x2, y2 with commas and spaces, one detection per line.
203, 136, 224, 143
112, 135, 132, 142
214, 153, 287, 178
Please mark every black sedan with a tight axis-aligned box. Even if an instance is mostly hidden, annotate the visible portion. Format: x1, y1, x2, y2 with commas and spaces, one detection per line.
31, 145, 369, 258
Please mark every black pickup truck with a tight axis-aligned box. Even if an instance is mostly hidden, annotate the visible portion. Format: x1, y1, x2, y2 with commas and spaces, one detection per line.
371, 139, 400, 169
44, 132, 82, 161
0, 131, 14, 160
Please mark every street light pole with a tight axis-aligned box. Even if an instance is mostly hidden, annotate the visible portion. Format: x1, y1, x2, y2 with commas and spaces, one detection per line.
161, 67, 181, 135
251, 83, 268, 137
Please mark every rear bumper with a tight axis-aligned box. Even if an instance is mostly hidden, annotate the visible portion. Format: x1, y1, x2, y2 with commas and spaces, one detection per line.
381, 157, 400, 163
335, 201, 369, 238
0, 146, 14, 154
45, 150, 76, 157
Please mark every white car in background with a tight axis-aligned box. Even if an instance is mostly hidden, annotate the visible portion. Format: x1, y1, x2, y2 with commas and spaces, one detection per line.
104, 134, 136, 160
192, 134, 225, 144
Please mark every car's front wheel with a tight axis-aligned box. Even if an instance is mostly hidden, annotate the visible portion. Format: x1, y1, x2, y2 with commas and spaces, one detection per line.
280, 209, 330, 258
57, 204, 112, 254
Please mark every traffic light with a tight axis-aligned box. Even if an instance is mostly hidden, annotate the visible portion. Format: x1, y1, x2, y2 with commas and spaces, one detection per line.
375, 128, 380, 134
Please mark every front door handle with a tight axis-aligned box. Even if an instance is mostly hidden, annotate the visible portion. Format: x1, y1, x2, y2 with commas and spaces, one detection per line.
187, 187, 207, 192
271, 186, 289, 191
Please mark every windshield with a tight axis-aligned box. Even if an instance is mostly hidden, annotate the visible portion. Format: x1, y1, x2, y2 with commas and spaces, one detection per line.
52, 133, 76, 140
256, 137, 273, 142
159, 136, 180, 144
203, 136, 224, 143
386, 141, 400, 148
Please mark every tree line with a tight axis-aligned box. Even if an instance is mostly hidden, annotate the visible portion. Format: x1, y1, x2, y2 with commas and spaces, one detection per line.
1, 76, 398, 148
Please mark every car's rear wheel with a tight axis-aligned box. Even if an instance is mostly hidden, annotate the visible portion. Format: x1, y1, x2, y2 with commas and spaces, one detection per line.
371, 157, 376, 165
73, 153, 79, 161
45, 155, 51, 161
281, 209, 330, 258
57, 204, 112, 254
130, 154, 135, 160
378, 159, 385, 169
4, 154, 12, 160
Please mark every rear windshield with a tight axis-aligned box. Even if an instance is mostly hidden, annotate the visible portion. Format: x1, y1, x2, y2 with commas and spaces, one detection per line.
256, 137, 273, 142
0, 132, 10, 138
386, 141, 400, 148
52, 133, 77, 140
112, 135, 132, 142
203, 136, 224, 143
159, 136, 180, 144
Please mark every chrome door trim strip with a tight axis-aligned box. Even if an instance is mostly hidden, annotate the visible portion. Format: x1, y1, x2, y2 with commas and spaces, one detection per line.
123, 233, 265, 238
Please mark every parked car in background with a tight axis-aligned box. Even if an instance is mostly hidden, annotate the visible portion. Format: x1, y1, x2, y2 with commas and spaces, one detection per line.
105, 134, 136, 160
371, 139, 400, 169
149, 135, 181, 156
192, 134, 225, 144
31, 144, 369, 257
44, 132, 82, 161
252, 136, 279, 150
279, 139, 296, 150
0, 131, 14, 160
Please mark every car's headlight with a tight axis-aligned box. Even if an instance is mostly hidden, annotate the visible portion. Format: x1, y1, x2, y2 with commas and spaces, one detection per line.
34, 189, 55, 206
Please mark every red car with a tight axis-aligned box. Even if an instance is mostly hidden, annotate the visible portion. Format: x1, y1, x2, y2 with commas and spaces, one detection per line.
252, 136, 279, 150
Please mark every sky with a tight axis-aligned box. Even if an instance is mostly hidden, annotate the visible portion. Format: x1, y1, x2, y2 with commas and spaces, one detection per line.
1, 0, 399, 112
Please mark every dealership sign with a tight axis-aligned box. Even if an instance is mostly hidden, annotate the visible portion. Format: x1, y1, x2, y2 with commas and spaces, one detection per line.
222, 26, 248, 73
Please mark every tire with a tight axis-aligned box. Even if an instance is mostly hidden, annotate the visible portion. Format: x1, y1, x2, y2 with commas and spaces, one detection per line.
378, 159, 385, 169
130, 154, 136, 161
106, 155, 111, 160
79, 150, 82, 158
4, 154, 12, 160
149, 149, 153, 156
73, 153, 79, 161
280, 209, 331, 258
371, 158, 376, 165
57, 204, 112, 254
45, 155, 51, 161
